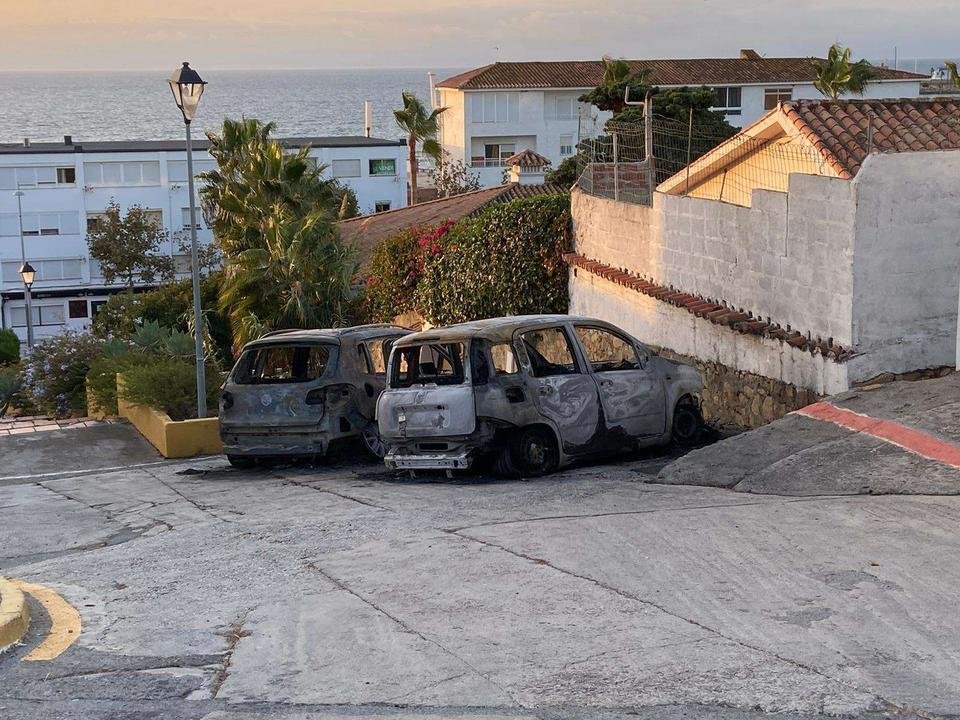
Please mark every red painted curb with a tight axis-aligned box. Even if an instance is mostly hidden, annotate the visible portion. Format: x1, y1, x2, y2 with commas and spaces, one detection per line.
794, 401, 960, 469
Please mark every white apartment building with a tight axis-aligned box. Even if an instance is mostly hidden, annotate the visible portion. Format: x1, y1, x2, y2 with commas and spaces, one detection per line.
434, 50, 925, 187
0, 135, 407, 342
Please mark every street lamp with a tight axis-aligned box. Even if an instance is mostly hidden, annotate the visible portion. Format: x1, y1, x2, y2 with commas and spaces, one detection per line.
168, 61, 208, 418
14, 187, 35, 349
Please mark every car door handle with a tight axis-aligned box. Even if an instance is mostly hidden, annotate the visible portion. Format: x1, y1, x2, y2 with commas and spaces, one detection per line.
538, 385, 555, 395
599, 378, 614, 388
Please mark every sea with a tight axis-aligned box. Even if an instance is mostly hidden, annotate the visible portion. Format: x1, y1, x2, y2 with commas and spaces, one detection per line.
0, 68, 465, 145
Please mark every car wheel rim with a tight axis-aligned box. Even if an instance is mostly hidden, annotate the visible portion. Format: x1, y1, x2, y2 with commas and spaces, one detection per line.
362, 426, 385, 458
674, 409, 698, 440
521, 437, 547, 469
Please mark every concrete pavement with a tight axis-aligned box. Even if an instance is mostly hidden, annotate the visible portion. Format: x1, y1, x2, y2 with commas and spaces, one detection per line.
1, 435, 959, 719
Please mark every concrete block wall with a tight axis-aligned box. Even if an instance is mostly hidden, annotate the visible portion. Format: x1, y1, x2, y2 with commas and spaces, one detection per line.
849, 152, 960, 380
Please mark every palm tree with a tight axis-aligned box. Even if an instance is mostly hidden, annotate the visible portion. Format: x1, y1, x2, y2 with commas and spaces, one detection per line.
945, 61, 960, 88
394, 92, 446, 205
812, 44, 877, 101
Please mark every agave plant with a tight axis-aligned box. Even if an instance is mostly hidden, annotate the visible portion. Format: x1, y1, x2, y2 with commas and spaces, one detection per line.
0, 368, 22, 419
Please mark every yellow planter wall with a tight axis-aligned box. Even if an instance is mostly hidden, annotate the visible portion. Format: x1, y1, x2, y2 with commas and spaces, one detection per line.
117, 375, 223, 459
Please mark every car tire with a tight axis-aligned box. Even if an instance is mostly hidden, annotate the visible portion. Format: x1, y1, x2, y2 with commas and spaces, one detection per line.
492, 440, 519, 478
671, 397, 704, 446
227, 454, 257, 469
511, 426, 559, 477
360, 422, 387, 460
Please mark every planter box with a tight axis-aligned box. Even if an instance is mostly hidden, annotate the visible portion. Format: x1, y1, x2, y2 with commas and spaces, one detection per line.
117, 375, 222, 459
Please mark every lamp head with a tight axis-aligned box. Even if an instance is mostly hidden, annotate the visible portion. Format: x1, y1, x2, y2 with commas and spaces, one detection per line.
168, 61, 206, 123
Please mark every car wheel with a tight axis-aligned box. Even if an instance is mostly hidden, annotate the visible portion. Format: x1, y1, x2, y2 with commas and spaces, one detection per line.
512, 426, 559, 477
671, 397, 704, 446
227, 454, 257, 469
492, 440, 519, 478
360, 422, 387, 460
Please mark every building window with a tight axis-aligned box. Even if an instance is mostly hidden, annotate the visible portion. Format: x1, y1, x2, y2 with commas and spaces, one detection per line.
0, 166, 76, 189
1, 211, 79, 237
11, 304, 66, 327
91, 300, 109, 316
469, 92, 520, 123
181, 207, 202, 230
560, 135, 574, 156
2, 259, 83, 283
554, 97, 575, 120
369, 159, 396, 176
167, 159, 216, 184
710, 86, 742, 115
473, 143, 516, 167
331, 159, 361, 178
374, 202, 391, 213
68, 300, 89, 319
83, 161, 161, 186
764, 87, 793, 110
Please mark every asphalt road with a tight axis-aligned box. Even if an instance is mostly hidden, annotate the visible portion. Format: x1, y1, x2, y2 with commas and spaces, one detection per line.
1, 436, 959, 719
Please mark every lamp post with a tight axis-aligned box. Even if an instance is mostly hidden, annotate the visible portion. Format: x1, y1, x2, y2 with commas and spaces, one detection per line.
168, 61, 208, 418
14, 187, 35, 349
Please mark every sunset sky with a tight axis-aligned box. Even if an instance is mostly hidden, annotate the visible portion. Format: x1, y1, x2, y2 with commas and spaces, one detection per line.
5, 0, 959, 71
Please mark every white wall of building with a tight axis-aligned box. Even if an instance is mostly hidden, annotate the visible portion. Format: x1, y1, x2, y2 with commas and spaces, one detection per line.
571, 149, 960, 392
0, 138, 407, 342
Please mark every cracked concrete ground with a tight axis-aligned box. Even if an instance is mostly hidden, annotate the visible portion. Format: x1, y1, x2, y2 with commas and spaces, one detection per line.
1, 426, 959, 719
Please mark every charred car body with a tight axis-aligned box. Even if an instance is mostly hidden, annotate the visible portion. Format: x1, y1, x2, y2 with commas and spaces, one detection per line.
377, 315, 704, 476
220, 325, 410, 466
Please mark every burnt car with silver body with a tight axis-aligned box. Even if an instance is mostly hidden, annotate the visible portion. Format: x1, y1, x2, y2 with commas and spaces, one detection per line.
376, 315, 703, 475
220, 325, 410, 466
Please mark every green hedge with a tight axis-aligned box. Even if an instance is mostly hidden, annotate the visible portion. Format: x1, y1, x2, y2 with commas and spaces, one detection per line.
415, 195, 571, 325
119, 356, 222, 422
0, 329, 19, 365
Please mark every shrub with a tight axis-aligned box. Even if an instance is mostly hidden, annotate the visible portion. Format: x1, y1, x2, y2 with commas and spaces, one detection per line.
362, 223, 453, 322
86, 346, 153, 417
0, 329, 20, 365
415, 195, 571, 325
20, 332, 103, 417
91, 272, 234, 364
119, 356, 222, 422
0, 365, 22, 419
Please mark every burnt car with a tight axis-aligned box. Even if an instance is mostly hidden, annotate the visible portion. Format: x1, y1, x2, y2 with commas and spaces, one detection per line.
376, 315, 704, 476
220, 325, 411, 467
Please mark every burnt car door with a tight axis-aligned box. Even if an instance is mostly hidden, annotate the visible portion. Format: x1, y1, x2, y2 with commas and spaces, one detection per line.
516, 325, 601, 452
572, 324, 665, 437
356, 335, 402, 416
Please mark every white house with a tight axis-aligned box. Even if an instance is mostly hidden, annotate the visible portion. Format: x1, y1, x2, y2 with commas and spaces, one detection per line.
434, 50, 925, 187
0, 135, 407, 342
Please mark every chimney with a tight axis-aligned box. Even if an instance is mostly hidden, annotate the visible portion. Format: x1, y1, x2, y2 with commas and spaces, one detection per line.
64, 135, 73, 146
740, 49, 762, 60
363, 101, 372, 138
22, 138, 30, 147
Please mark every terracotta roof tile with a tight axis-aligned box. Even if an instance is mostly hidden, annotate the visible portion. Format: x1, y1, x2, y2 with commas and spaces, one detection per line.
437, 58, 924, 90
504, 148, 551, 167
781, 98, 960, 177
564, 252, 852, 362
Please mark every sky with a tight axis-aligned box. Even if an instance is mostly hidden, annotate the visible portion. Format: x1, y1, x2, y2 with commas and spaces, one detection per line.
4, 0, 959, 72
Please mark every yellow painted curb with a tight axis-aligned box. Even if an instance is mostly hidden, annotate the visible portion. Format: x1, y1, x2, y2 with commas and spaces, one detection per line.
0, 576, 30, 652
10, 580, 81, 661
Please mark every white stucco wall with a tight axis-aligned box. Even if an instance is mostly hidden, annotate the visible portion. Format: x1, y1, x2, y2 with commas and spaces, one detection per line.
848, 151, 960, 380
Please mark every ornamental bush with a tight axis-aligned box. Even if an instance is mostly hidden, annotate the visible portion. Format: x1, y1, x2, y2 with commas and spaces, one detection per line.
20, 331, 104, 417
119, 356, 222, 422
362, 223, 453, 322
0, 329, 20, 365
415, 195, 571, 325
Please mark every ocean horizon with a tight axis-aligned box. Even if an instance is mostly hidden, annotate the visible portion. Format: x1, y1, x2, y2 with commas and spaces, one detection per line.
0, 68, 466, 145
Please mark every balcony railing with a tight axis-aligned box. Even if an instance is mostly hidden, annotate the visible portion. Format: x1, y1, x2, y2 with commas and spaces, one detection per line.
470, 158, 510, 168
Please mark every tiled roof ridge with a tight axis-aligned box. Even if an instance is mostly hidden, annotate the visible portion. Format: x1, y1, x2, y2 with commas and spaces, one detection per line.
338, 184, 511, 225
505, 148, 552, 167
564, 252, 852, 362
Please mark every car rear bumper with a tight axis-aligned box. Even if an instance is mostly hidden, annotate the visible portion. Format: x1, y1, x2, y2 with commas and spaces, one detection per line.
384, 450, 474, 470
221, 426, 331, 456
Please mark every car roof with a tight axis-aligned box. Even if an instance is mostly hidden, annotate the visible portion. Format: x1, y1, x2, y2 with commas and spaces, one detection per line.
243, 324, 411, 349
393, 315, 614, 346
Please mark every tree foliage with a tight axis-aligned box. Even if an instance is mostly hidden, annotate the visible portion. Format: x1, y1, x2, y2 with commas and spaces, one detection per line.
579, 57, 652, 114
812, 44, 876, 100
415, 196, 571, 326
394, 91, 446, 205
430, 152, 481, 197
200, 118, 358, 352
86, 201, 174, 289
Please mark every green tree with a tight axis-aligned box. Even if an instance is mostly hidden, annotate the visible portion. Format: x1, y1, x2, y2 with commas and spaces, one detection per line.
394, 91, 446, 205
201, 119, 357, 352
579, 57, 652, 114
85, 201, 174, 290
812, 44, 876, 100
946, 60, 960, 88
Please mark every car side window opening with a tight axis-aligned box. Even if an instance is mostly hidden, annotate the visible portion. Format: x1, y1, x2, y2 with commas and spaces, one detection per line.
490, 342, 520, 375
574, 326, 641, 372
359, 337, 397, 375
391, 342, 465, 387
520, 327, 579, 378
234, 344, 331, 384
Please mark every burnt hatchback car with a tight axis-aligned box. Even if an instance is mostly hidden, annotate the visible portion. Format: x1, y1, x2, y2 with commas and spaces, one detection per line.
376, 315, 704, 476
220, 324, 411, 466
